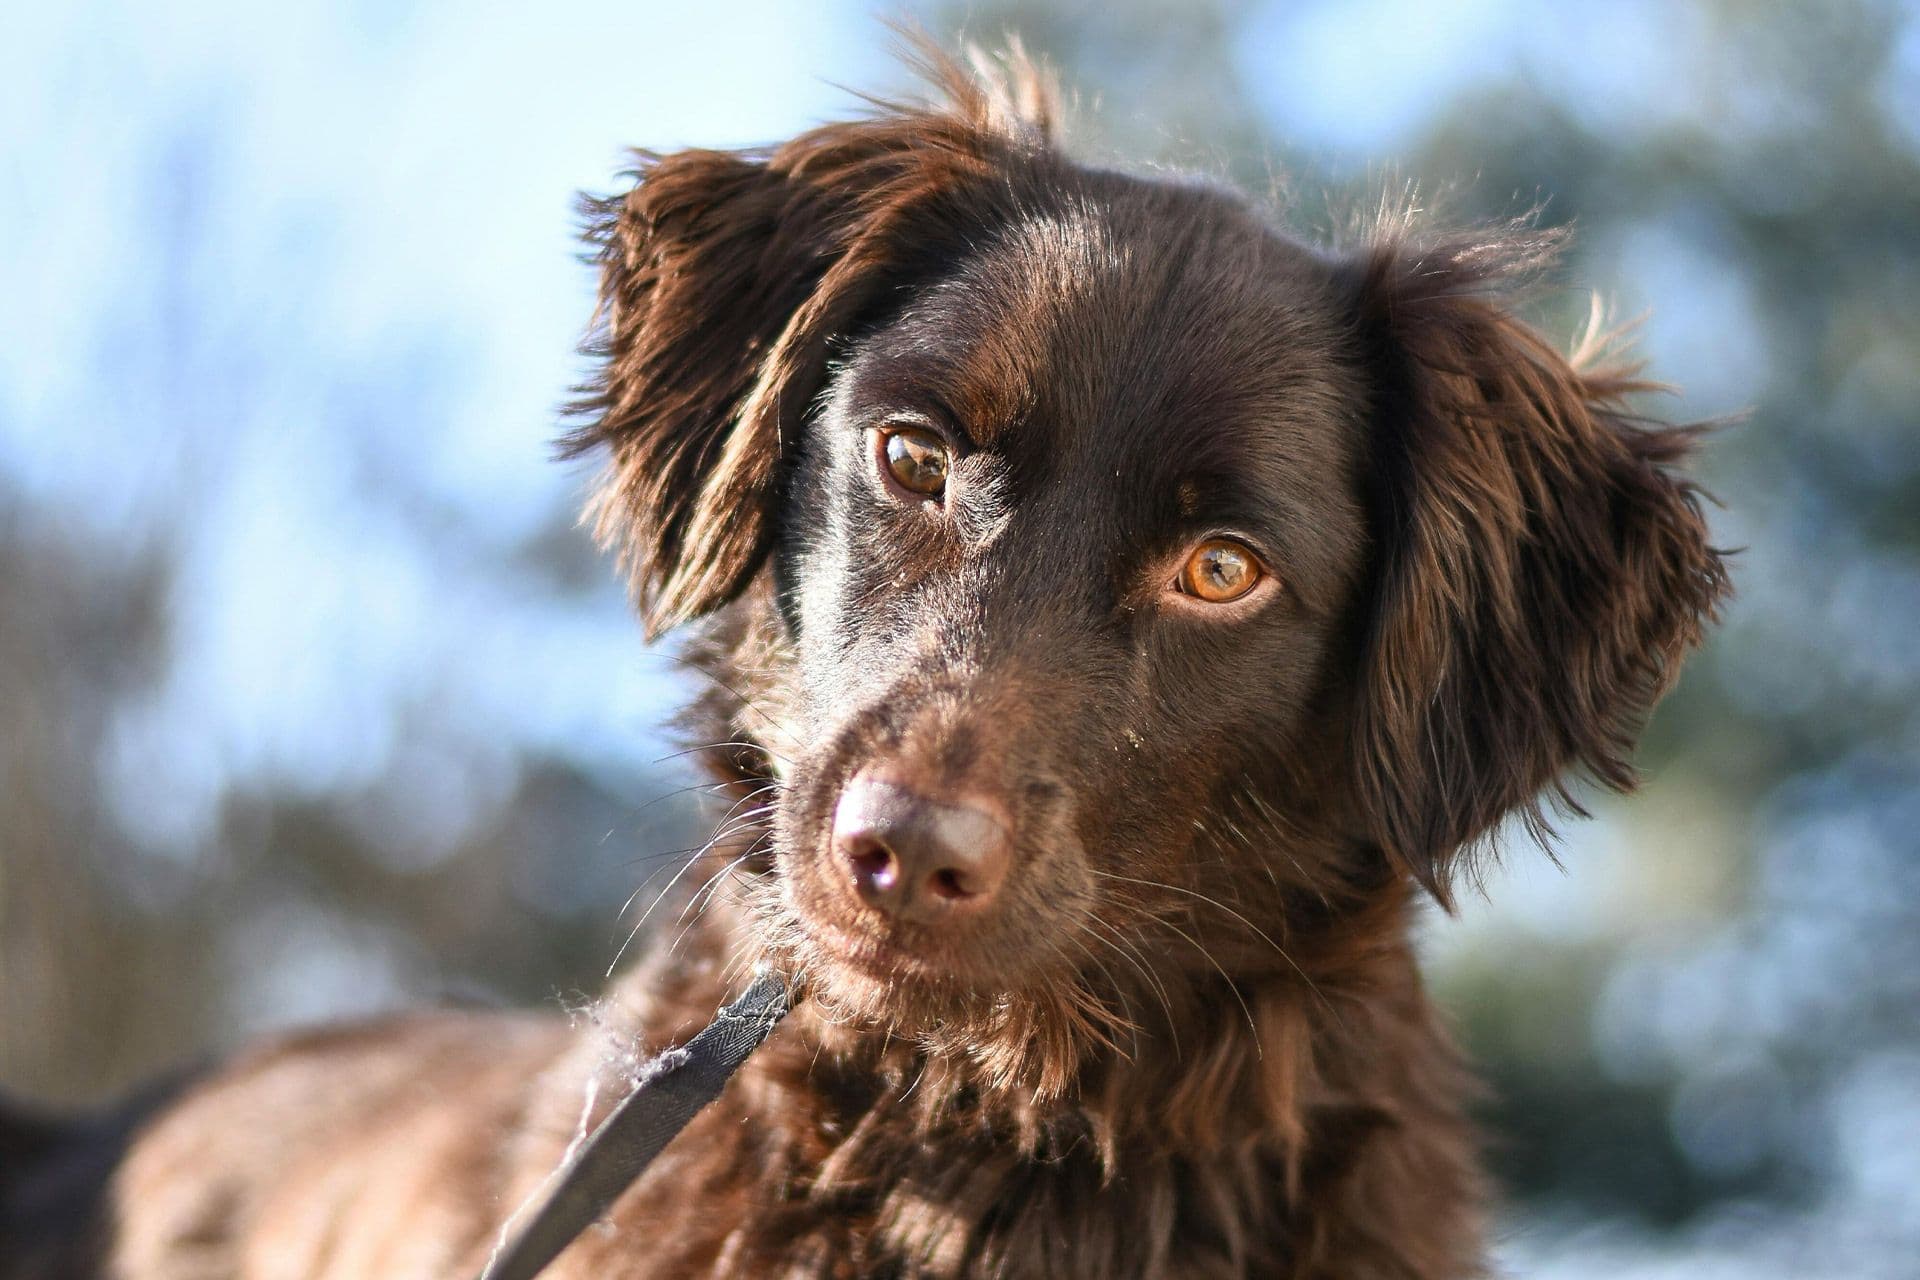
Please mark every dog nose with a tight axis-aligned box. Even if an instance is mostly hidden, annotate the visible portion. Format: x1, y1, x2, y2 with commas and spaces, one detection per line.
832, 775, 1011, 923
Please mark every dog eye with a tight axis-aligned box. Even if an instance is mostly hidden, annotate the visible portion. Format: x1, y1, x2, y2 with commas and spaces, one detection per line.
879, 425, 950, 498
1177, 539, 1264, 603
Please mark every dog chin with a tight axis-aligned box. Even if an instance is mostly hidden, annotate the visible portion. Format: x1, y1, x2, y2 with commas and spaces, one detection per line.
762, 909, 1110, 1102
786, 910, 1013, 1007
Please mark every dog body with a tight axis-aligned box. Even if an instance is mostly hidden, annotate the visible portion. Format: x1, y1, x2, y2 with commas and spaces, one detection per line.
2, 50, 1727, 1280
92, 893, 1476, 1280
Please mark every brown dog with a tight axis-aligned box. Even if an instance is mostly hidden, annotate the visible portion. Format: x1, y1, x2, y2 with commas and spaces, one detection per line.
1, 47, 1728, 1280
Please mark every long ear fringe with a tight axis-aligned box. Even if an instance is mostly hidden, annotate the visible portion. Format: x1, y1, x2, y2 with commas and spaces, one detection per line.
1347, 208, 1733, 908
559, 40, 1061, 638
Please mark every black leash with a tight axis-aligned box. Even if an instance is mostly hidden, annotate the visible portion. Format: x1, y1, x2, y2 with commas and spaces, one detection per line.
476, 969, 792, 1280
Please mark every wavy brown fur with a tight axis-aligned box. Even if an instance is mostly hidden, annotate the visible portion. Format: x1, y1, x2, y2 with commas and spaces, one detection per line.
1344, 217, 1730, 904
3, 41, 1728, 1280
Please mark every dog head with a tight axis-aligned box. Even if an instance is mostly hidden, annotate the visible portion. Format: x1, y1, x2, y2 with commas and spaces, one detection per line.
567, 50, 1728, 1098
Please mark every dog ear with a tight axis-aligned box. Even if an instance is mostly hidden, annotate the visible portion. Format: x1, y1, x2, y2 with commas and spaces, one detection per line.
1345, 222, 1731, 907
563, 50, 1056, 638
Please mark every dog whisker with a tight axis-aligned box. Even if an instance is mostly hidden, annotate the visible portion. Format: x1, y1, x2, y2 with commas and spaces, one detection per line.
650, 740, 795, 769
607, 808, 776, 976
1079, 916, 1181, 1060
666, 835, 776, 955
610, 792, 776, 919
1153, 917, 1262, 1055
1088, 868, 1338, 1025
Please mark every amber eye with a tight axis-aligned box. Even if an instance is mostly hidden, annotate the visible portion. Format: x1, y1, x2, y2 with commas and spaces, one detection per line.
879, 425, 949, 498
1177, 539, 1264, 603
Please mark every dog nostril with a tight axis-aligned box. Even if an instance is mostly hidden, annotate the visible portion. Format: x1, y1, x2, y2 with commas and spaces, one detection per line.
927, 867, 972, 901
847, 840, 899, 895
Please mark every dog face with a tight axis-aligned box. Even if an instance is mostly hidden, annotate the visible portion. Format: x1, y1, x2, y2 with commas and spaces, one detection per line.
568, 56, 1727, 1095
765, 193, 1373, 1071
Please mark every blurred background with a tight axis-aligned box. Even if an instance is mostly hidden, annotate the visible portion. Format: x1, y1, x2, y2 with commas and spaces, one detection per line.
2, 1, 1915, 1275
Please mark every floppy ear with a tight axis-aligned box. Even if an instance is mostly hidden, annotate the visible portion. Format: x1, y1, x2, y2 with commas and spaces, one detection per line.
1346, 223, 1731, 906
563, 51, 1056, 638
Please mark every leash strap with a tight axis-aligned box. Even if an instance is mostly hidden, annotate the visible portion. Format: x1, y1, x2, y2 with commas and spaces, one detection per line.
476, 970, 791, 1280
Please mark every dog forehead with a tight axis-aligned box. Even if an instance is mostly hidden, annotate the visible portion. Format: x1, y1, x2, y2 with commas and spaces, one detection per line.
857, 190, 1361, 510
880, 195, 1348, 435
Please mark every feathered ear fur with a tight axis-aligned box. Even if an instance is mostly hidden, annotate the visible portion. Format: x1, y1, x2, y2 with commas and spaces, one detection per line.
1345, 220, 1731, 906
563, 43, 1059, 638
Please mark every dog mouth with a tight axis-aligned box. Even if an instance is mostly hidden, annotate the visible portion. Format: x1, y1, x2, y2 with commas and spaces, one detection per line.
776, 844, 1040, 994
798, 914, 975, 986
